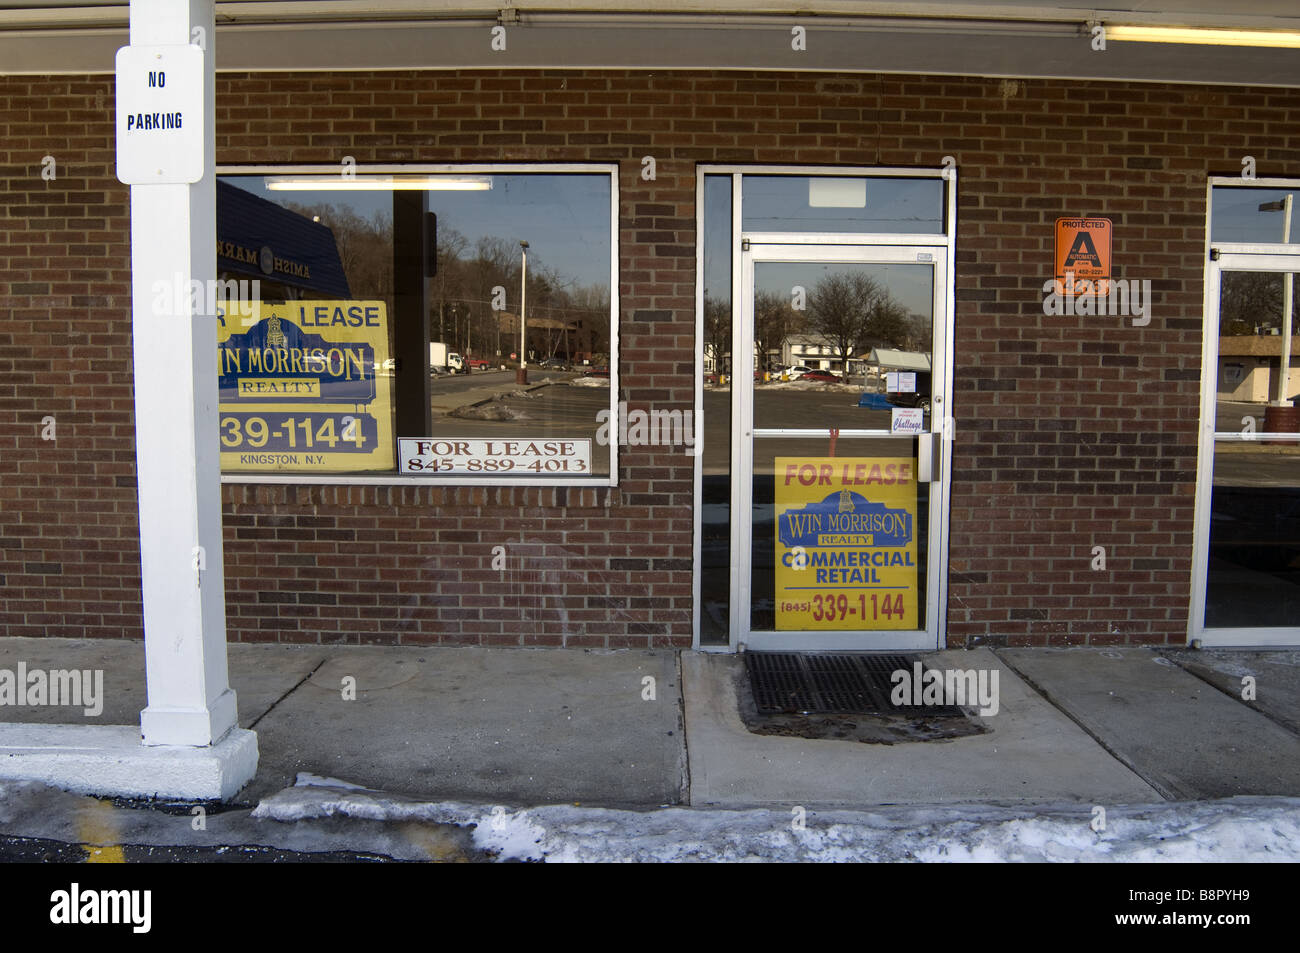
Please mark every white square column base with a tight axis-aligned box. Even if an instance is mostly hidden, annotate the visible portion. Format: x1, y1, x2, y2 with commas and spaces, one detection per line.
0, 723, 258, 802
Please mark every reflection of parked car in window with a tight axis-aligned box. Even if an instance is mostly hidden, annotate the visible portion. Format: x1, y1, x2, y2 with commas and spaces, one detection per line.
886, 370, 932, 412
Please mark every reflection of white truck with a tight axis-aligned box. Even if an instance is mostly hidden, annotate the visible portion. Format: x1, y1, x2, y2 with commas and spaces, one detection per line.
429, 342, 463, 374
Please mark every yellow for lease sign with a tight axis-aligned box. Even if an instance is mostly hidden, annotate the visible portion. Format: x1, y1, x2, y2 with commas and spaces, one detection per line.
217, 300, 394, 472
774, 457, 919, 631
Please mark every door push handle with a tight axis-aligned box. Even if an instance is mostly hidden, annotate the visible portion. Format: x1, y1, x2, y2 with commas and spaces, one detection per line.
918, 432, 940, 483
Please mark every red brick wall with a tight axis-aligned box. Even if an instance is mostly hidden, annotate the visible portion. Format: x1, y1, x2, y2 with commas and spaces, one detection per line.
2, 71, 1297, 647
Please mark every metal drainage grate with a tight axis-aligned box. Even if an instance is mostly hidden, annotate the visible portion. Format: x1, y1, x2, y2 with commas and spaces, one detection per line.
744, 652, 964, 716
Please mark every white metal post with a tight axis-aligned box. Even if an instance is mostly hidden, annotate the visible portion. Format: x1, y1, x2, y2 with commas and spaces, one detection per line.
130, 0, 239, 747
517, 239, 529, 384
0, 0, 254, 801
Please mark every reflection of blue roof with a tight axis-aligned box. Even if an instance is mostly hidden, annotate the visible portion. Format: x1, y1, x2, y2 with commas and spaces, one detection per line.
216, 180, 351, 298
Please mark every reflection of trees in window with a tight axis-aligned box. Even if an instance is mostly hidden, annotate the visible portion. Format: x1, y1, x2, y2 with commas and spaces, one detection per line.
433, 227, 469, 345
1221, 272, 1293, 336
755, 290, 804, 372
284, 197, 612, 363
804, 272, 911, 371
903, 312, 932, 353
433, 228, 610, 361
703, 294, 731, 373
284, 202, 393, 300
863, 293, 912, 351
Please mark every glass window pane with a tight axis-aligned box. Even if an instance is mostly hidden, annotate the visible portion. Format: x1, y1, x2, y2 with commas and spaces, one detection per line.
1210, 187, 1298, 244
701, 175, 732, 645
742, 175, 945, 234
1206, 269, 1300, 628
752, 260, 934, 431
215, 171, 614, 478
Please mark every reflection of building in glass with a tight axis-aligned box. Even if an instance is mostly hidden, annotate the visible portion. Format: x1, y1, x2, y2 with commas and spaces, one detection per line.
1217, 336, 1300, 403
779, 335, 838, 372
216, 180, 351, 300
493, 309, 600, 363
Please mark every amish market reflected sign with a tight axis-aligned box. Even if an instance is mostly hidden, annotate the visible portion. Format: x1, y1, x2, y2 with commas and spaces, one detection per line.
218, 240, 312, 281
217, 301, 394, 472
115, 44, 204, 185
774, 457, 918, 631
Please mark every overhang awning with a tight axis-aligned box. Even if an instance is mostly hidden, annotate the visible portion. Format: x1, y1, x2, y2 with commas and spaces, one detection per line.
3, 1, 1298, 86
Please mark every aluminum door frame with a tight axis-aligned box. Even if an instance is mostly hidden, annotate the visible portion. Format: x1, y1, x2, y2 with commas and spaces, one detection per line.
732, 239, 951, 652
1190, 250, 1300, 647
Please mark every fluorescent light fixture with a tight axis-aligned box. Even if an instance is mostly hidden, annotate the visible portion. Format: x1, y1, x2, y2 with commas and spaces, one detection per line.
265, 175, 493, 191
1105, 25, 1300, 48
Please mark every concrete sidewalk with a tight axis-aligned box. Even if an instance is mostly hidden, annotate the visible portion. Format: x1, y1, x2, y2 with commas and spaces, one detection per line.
0, 638, 1296, 810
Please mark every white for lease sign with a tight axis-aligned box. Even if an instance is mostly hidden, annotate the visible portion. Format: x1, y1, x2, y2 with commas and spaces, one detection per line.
399, 438, 592, 476
115, 44, 204, 185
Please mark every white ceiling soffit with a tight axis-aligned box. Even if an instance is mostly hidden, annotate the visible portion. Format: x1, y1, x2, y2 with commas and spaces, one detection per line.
1, 2, 1298, 85
1, 2, 1299, 29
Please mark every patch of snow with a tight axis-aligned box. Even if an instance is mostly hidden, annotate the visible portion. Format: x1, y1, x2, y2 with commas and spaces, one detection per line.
293, 773, 369, 791
566, 376, 609, 388
251, 781, 1300, 863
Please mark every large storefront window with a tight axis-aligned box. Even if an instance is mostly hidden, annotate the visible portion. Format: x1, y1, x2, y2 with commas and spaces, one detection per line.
214, 166, 618, 483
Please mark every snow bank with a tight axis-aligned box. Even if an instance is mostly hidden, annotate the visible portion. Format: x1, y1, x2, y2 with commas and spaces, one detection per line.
251, 775, 1300, 863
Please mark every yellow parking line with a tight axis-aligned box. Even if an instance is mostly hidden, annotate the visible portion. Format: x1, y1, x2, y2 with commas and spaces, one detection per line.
77, 799, 126, 864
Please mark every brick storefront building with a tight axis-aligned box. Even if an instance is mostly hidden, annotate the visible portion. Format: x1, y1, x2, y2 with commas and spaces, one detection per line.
2, 2, 1298, 659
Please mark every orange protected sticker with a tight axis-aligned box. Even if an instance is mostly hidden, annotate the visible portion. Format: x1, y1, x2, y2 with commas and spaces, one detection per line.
1055, 217, 1112, 281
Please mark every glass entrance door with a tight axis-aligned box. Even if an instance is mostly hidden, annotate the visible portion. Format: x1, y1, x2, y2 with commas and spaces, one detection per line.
733, 243, 950, 650
1193, 254, 1300, 646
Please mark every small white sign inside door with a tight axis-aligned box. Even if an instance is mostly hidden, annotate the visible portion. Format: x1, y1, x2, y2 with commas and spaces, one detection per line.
891, 408, 924, 434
